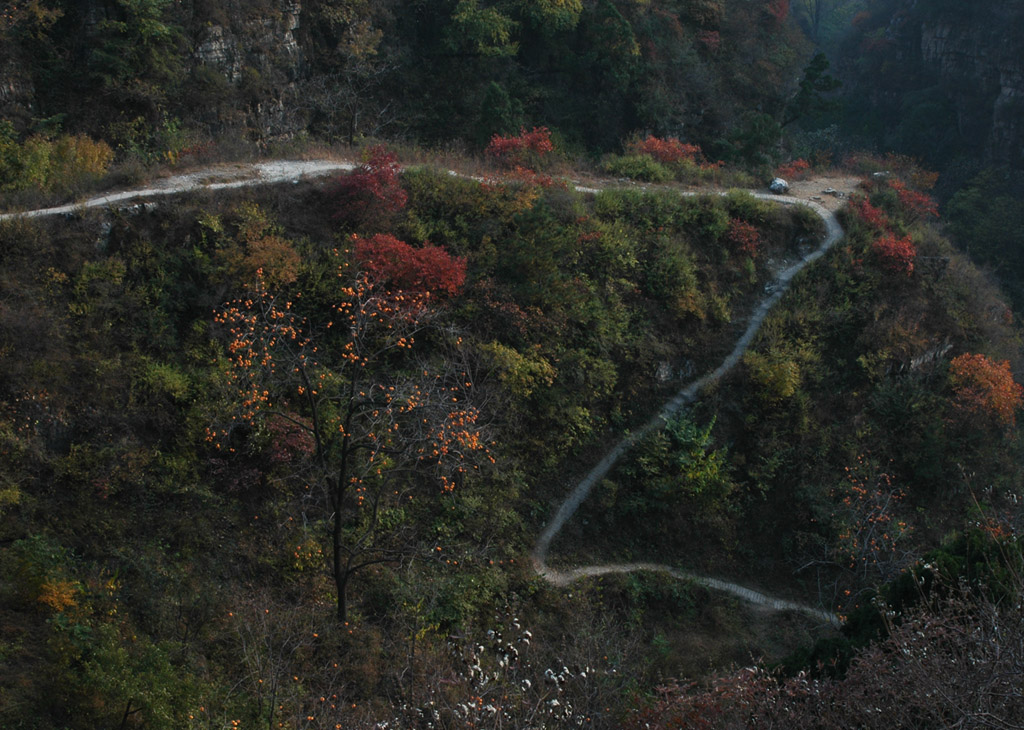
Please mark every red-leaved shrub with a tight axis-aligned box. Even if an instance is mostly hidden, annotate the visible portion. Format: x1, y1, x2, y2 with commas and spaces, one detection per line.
697, 30, 721, 53
627, 135, 705, 165
353, 234, 467, 297
486, 127, 555, 169
776, 158, 810, 180
766, 0, 789, 24
871, 233, 916, 275
890, 179, 939, 220
727, 218, 762, 256
854, 198, 890, 230
331, 146, 407, 227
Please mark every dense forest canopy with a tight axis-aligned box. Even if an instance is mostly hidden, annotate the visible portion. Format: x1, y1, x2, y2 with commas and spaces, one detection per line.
2, 1, 1024, 728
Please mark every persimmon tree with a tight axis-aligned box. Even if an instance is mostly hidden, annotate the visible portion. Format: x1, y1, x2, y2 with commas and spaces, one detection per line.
797, 457, 913, 616
832, 460, 912, 588
211, 237, 484, 622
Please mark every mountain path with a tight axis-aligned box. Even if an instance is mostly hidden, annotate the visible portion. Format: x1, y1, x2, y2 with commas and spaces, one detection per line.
0, 159, 851, 626
532, 189, 848, 629
0, 159, 357, 221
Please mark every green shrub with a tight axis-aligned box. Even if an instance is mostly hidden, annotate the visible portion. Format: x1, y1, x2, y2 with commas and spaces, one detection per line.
694, 199, 731, 242
724, 189, 777, 225
51, 619, 198, 730
593, 188, 693, 232
136, 359, 192, 404
602, 154, 673, 182
477, 341, 556, 402
743, 348, 801, 403
0, 123, 114, 194
612, 412, 735, 526
107, 114, 187, 166
644, 236, 699, 300
4, 535, 81, 613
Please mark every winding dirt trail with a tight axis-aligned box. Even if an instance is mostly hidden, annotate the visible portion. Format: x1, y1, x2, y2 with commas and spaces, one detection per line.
532, 190, 848, 628
0, 159, 850, 625
545, 563, 839, 626
0, 159, 356, 221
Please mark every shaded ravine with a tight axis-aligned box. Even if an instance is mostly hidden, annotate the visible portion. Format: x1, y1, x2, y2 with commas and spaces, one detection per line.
532, 193, 845, 627
0, 162, 843, 624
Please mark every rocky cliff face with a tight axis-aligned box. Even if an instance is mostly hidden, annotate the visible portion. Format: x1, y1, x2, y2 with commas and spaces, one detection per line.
193, 3, 302, 85
0, 61, 35, 127
919, 6, 1024, 168
190, 0, 305, 141
0, 0, 309, 142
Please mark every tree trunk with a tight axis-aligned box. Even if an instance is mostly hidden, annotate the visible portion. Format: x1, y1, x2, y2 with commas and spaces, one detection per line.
331, 473, 348, 623
331, 421, 353, 623
119, 700, 137, 730
335, 567, 349, 623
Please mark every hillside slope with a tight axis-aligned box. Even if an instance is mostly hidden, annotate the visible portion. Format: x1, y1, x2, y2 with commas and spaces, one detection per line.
1, 154, 1021, 727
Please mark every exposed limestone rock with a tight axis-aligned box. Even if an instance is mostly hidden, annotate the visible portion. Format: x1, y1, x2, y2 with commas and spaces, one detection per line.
0, 61, 34, 123
191, 1, 305, 141
194, 2, 303, 80
195, 25, 242, 82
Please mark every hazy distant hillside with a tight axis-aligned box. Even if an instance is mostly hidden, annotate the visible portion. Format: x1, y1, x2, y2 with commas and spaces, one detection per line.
838, 0, 1024, 172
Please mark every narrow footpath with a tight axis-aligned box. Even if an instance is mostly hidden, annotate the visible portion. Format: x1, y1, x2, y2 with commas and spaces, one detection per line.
0, 159, 356, 221
532, 191, 846, 628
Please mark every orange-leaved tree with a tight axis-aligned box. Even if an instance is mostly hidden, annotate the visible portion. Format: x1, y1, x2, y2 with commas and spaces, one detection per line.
211, 236, 485, 621
949, 353, 1024, 428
